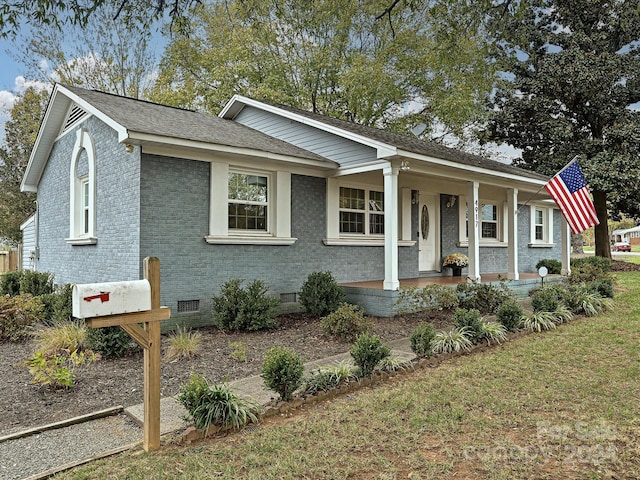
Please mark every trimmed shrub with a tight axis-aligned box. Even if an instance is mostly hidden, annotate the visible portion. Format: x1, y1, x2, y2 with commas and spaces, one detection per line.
320, 303, 371, 342
212, 279, 280, 331
262, 346, 304, 401
178, 373, 260, 434
536, 259, 562, 275
455, 282, 513, 314
39, 284, 74, 326
589, 278, 615, 298
569, 257, 613, 284
19, 271, 54, 296
453, 308, 484, 343
86, 326, 134, 358
496, 300, 523, 331
0, 294, 44, 341
395, 285, 459, 315
0, 271, 23, 296
530, 286, 561, 313
410, 323, 436, 358
299, 271, 345, 317
350, 332, 391, 377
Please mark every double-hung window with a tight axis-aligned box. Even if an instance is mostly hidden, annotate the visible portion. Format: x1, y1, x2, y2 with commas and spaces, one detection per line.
67, 128, 96, 245
529, 205, 554, 246
481, 203, 498, 239
339, 186, 384, 235
459, 197, 505, 245
228, 172, 268, 232
81, 178, 90, 235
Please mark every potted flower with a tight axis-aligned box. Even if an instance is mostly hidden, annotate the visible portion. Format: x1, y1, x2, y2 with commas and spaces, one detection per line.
442, 253, 468, 277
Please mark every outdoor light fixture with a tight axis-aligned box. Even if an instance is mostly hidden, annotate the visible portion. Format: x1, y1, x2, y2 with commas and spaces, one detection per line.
125, 143, 134, 153
446, 195, 457, 208
400, 159, 410, 171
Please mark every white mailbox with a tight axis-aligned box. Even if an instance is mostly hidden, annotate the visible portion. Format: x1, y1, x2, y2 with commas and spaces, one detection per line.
72, 280, 152, 319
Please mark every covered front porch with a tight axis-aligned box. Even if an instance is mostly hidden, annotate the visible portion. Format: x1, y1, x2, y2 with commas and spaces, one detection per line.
341, 272, 563, 317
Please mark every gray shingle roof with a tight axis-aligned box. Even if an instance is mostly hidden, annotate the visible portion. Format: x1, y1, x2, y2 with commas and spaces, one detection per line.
259, 100, 549, 182
64, 86, 332, 164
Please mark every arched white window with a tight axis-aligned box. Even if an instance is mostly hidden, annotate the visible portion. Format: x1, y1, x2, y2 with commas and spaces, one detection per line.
66, 128, 97, 244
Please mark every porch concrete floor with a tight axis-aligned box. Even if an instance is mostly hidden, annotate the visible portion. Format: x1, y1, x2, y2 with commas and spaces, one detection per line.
341, 272, 546, 290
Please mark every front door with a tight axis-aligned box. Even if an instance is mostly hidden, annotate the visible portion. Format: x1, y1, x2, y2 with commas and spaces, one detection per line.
419, 194, 438, 271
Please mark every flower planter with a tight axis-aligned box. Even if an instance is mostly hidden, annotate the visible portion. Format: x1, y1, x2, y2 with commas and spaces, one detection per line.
452, 267, 463, 277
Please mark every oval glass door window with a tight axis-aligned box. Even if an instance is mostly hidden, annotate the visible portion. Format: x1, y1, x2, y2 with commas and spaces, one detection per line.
421, 204, 429, 239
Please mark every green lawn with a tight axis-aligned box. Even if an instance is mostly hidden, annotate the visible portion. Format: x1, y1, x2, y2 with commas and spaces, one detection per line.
55, 273, 640, 480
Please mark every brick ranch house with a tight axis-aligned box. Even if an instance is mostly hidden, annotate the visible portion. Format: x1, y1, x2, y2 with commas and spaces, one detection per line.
21, 84, 570, 328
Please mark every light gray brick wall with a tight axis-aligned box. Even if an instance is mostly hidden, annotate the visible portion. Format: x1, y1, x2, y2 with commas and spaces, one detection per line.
36, 116, 141, 284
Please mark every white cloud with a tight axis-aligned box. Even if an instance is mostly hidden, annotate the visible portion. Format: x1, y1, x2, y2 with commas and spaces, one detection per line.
0, 76, 52, 138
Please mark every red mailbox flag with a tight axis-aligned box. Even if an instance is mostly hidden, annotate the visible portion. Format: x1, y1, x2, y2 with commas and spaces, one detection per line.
544, 160, 599, 235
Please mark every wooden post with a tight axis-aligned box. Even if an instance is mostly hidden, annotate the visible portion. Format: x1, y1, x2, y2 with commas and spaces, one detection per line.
143, 257, 161, 451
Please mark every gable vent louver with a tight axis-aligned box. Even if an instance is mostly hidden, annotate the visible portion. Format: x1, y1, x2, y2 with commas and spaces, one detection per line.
62, 103, 89, 133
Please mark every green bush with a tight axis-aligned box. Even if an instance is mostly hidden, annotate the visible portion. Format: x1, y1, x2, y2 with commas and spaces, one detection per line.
0, 294, 44, 341
496, 300, 523, 331
25, 348, 97, 390
19, 270, 54, 296
536, 259, 562, 275
530, 286, 561, 313
455, 282, 513, 314
178, 373, 260, 434
298, 271, 345, 317
262, 346, 304, 401
39, 284, 74, 326
212, 279, 280, 331
589, 278, 615, 298
571, 256, 612, 272
320, 303, 371, 342
410, 323, 436, 358
453, 308, 484, 343
395, 285, 459, 315
569, 257, 612, 284
350, 332, 391, 377
86, 326, 134, 358
0, 271, 23, 296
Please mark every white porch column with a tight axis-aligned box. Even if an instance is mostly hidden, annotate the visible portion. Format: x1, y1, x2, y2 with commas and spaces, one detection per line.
507, 188, 519, 280
561, 217, 571, 275
467, 181, 481, 282
383, 167, 400, 290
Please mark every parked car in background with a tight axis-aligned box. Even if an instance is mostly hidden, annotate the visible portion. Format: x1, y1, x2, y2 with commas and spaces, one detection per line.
613, 242, 632, 252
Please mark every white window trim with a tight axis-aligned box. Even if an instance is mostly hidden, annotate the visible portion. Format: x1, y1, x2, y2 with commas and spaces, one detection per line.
457, 196, 508, 247
66, 128, 97, 245
205, 163, 296, 245
528, 204, 555, 248
324, 177, 415, 247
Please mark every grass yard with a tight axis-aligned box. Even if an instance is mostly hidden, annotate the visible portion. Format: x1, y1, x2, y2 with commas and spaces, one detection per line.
55, 274, 640, 480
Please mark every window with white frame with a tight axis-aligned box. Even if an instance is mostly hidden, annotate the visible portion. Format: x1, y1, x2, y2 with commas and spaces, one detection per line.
228, 172, 269, 231
339, 186, 384, 235
81, 178, 90, 235
67, 128, 96, 245
459, 197, 505, 244
529, 205, 554, 246
481, 203, 498, 239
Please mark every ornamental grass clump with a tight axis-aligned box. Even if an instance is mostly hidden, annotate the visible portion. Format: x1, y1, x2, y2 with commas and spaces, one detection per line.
262, 346, 304, 401
350, 332, 391, 377
479, 321, 508, 345
302, 362, 358, 395
165, 326, 202, 361
430, 328, 473, 354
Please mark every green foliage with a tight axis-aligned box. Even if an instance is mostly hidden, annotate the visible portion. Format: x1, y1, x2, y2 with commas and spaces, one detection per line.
34, 320, 87, 354
212, 279, 280, 331
349, 332, 391, 378
25, 348, 97, 390
410, 323, 436, 358
521, 311, 557, 332
571, 256, 612, 273
19, 270, 54, 296
530, 286, 561, 313
455, 282, 512, 314
569, 257, 613, 284
86, 326, 134, 358
560, 285, 612, 317
298, 271, 345, 317
165, 327, 202, 362
496, 300, 523, 331
229, 341, 249, 363
261, 346, 304, 401
374, 356, 413, 373
0, 294, 43, 341
39, 283, 73, 326
0, 270, 22, 296
589, 278, 615, 299
431, 328, 473, 354
536, 259, 562, 275
320, 302, 371, 342
302, 362, 357, 395
479, 321, 508, 345
395, 285, 459, 315
453, 308, 484, 343
177, 373, 260, 434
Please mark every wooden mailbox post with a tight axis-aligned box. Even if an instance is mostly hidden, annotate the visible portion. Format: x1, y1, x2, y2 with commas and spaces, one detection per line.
72, 257, 170, 451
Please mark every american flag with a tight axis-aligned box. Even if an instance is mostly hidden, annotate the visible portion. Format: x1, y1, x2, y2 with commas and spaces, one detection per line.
544, 160, 599, 235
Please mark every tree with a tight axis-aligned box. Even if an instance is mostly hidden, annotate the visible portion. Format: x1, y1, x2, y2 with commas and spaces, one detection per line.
485, 0, 640, 258
0, 87, 49, 244
149, 0, 498, 143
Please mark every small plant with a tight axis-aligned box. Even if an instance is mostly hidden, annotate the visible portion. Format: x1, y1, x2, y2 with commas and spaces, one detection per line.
262, 346, 304, 401
535, 259, 562, 275
34, 320, 88, 354
0, 294, 44, 341
374, 356, 412, 373
496, 300, 524, 331
395, 285, 459, 315
320, 303, 371, 342
410, 322, 436, 358
521, 311, 557, 332
212, 279, 280, 331
431, 328, 473, 354
563, 288, 612, 317
453, 308, 484, 343
229, 341, 249, 362
165, 326, 202, 361
349, 332, 391, 377
25, 348, 97, 390
0, 270, 23, 296
86, 326, 134, 358
298, 271, 345, 317
530, 286, 561, 312
456, 282, 513, 314
553, 304, 574, 323
442, 253, 469, 268
19, 270, 54, 296
39, 284, 74, 326
177, 373, 260, 434
479, 321, 508, 345
589, 278, 615, 299
302, 362, 357, 395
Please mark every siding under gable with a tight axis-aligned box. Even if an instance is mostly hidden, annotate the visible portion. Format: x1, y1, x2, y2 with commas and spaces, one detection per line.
234, 106, 376, 167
